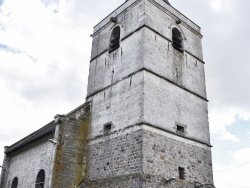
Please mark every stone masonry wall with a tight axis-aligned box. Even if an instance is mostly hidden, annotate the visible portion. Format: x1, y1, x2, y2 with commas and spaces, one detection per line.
81, 127, 214, 188
82, 172, 214, 188
0, 103, 91, 188
142, 174, 215, 188
51, 102, 91, 188
82, 174, 142, 188
145, 0, 203, 59
88, 129, 143, 180
1, 135, 55, 188
0, 153, 11, 188
143, 27, 207, 99
84, 127, 214, 188
88, 71, 144, 139
90, 0, 145, 60
144, 71, 210, 144
142, 129, 214, 185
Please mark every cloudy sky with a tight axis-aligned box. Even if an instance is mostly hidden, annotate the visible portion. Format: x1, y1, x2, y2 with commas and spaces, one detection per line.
0, 0, 249, 187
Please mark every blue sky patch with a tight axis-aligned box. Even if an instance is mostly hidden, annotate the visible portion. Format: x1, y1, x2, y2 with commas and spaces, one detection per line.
0, 0, 3, 6
211, 118, 250, 165
0, 43, 8, 50
0, 43, 23, 54
227, 118, 250, 139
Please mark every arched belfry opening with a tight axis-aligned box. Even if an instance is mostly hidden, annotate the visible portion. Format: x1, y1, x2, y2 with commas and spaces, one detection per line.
172, 27, 183, 52
109, 26, 121, 53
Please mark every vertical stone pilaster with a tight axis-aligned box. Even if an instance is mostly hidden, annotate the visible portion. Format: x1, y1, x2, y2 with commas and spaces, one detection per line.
0, 148, 11, 188
51, 102, 91, 188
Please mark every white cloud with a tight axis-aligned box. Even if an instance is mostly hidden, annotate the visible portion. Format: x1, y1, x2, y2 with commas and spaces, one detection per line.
0, 0, 125, 169
211, 0, 222, 12
0, 0, 91, 165
0, 0, 89, 68
214, 148, 250, 188
210, 0, 234, 13
214, 163, 250, 188
218, 130, 239, 143
209, 106, 250, 133
233, 148, 250, 164
209, 106, 250, 142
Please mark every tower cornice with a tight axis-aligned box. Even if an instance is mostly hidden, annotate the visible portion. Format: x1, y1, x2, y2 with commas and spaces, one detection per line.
93, 0, 202, 38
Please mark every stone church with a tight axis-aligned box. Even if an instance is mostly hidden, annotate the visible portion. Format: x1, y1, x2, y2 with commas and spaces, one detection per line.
0, 0, 215, 187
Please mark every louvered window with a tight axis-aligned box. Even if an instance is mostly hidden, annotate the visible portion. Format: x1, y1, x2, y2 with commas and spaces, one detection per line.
109, 26, 120, 53
172, 28, 183, 53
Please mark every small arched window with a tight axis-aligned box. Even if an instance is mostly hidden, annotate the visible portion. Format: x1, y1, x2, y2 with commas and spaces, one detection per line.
11, 177, 18, 188
35, 169, 45, 188
172, 28, 183, 53
109, 26, 120, 53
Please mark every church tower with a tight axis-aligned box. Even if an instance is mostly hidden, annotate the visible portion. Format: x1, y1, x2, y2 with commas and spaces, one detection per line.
86, 0, 214, 187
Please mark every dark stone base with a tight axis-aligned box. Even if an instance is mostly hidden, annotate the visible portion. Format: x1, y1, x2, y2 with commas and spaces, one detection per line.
79, 173, 215, 188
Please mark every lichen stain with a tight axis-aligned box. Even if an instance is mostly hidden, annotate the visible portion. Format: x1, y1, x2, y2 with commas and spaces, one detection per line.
74, 112, 90, 186
51, 103, 91, 188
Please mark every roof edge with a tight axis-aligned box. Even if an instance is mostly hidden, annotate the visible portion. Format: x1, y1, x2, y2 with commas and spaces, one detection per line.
5, 102, 90, 155
5, 121, 56, 155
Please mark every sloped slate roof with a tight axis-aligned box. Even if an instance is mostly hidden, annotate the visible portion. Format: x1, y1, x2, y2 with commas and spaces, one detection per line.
5, 103, 89, 155
5, 121, 56, 155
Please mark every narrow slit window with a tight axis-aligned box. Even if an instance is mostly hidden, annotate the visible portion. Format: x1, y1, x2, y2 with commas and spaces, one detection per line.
35, 169, 45, 188
104, 123, 112, 133
11, 177, 18, 188
178, 167, 185, 179
172, 28, 183, 53
109, 26, 120, 53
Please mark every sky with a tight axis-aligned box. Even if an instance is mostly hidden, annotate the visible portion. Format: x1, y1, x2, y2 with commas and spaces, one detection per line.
0, 0, 250, 187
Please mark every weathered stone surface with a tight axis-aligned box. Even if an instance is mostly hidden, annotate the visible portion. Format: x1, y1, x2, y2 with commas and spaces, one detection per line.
0, 103, 91, 188
88, 130, 143, 179
51, 102, 91, 188
0, 136, 55, 188
142, 174, 215, 188
143, 129, 213, 185
86, 0, 214, 187
143, 71, 210, 144
1, 1, 215, 188
88, 71, 144, 138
